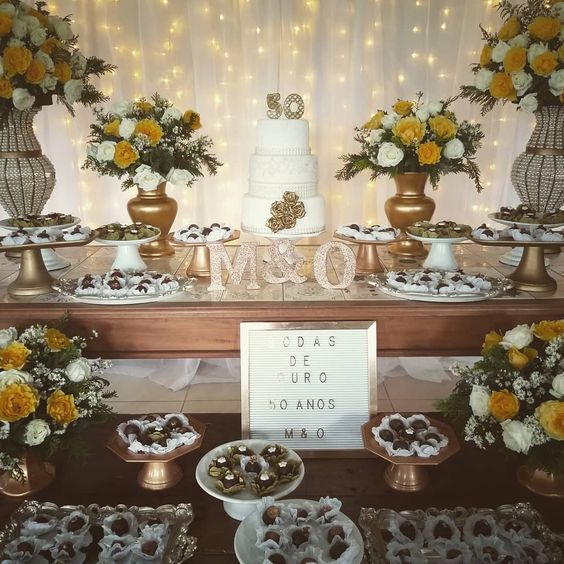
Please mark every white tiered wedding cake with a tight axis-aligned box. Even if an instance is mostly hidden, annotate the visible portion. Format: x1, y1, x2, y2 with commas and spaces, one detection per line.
241, 118, 325, 239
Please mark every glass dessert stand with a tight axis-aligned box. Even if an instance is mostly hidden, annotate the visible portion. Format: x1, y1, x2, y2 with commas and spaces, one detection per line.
334, 233, 399, 275
171, 230, 240, 277
361, 415, 460, 493
406, 233, 467, 271
95, 230, 161, 272
0, 232, 96, 296
106, 415, 206, 491
469, 236, 564, 293
0, 216, 80, 271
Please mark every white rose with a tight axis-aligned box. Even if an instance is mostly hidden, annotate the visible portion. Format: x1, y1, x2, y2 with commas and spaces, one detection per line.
527, 42, 548, 64
508, 33, 530, 48
23, 419, 51, 446
29, 26, 47, 46
11, 18, 27, 39
500, 324, 534, 350
0, 421, 9, 440
35, 51, 54, 72
133, 164, 164, 192
549, 69, 564, 96
166, 167, 193, 187
65, 358, 91, 383
119, 118, 137, 139
0, 369, 31, 390
501, 420, 533, 454
491, 40, 511, 63
7, 38, 24, 47
376, 142, 404, 167
0, 327, 17, 348
0, 3, 15, 16
443, 138, 465, 160
161, 107, 182, 124
368, 128, 385, 144
96, 140, 116, 162
551, 2, 564, 22
519, 93, 538, 113
550, 373, 564, 399
70, 52, 87, 77
381, 113, 399, 130
416, 107, 430, 121
50, 16, 74, 41
428, 101, 443, 115
40, 74, 57, 93
511, 71, 533, 96
475, 68, 494, 92
12, 88, 35, 111
22, 14, 40, 30
64, 79, 83, 105
469, 385, 490, 417
113, 101, 133, 117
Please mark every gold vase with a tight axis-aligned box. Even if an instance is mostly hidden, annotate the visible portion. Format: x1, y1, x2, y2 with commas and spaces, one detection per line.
517, 465, 564, 498
385, 172, 435, 258
127, 182, 177, 257
0, 451, 55, 497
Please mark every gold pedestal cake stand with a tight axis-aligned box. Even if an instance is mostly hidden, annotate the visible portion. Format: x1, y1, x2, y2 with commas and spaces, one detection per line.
361, 414, 460, 493
107, 415, 206, 491
334, 233, 399, 275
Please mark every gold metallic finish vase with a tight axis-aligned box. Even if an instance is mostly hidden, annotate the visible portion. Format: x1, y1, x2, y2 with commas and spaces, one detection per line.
385, 173, 435, 258
0, 451, 55, 497
517, 466, 564, 498
127, 182, 177, 257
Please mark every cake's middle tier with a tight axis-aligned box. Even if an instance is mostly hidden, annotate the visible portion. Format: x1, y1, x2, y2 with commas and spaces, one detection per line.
249, 154, 318, 185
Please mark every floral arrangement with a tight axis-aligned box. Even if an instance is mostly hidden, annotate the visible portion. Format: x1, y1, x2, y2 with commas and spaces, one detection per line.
461, 0, 564, 114
439, 320, 564, 477
0, 318, 115, 480
335, 93, 484, 191
82, 93, 222, 191
0, 0, 115, 121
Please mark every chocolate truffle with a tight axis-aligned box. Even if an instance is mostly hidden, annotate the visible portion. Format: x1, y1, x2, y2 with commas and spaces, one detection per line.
380, 528, 393, 543
234, 444, 253, 456
34, 514, 51, 523
329, 539, 349, 559
262, 506, 280, 525
176, 426, 192, 434
503, 519, 523, 533
17, 541, 33, 554
433, 521, 453, 540
389, 418, 405, 433
291, 527, 310, 547
473, 519, 493, 536
256, 471, 276, 488
276, 460, 292, 476
166, 416, 183, 430
379, 429, 394, 442
482, 546, 499, 561
141, 540, 159, 556
142, 414, 159, 423
425, 432, 441, 442
210, 223, 221, 228
188, 224, 199, 230
349, 224, 360, 231
124, 423, 140, 436
214, 456, 231, 469
67, 515, 86, 532
58, 541, 76, 557
296, 508, 309, 520
202, 227, 212, 236
392, 439, 410, 450
268, 555, 286, 564
410, 419, 428, 431
221, 472, 239, 489
447, 549, 463, 559
107, 278, 123, 290
111, 517, 130, 536
399, 521, 417, 540
328, 525, 345, 543
145, 517, 163, 527
244, 456, 261, 473
264, 530, 281, 544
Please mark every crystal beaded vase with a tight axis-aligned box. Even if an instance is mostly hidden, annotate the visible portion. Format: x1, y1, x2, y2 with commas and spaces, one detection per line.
511, 106, 564, 213
0, 108, 56, 217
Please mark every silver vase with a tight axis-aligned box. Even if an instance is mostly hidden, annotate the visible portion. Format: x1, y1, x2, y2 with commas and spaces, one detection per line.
510, 105, 564, 213
0, 108, 56, 217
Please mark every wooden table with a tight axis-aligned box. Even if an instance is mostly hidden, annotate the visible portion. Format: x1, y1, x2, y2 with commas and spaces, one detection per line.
0, 414, 561, 563
0, 243, 563, 358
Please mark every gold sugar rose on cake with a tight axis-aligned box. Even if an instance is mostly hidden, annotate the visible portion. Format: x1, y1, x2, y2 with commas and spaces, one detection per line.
266, 191, 306, 233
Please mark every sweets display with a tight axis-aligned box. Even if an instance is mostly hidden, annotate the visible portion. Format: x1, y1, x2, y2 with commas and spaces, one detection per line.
407, 221, 471, 239
472, 224, 564, 242
7, 212, 76, 228
493, 205, 564, 225
0, 226, 92, 247
173, 223, 234, 243
335, 224, 399, 242
383, 269, 493, 295
95, 223, 160, 241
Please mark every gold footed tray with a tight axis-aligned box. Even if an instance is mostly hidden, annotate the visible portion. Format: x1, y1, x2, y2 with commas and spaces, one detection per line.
0, 233, 97, 296
469, 236, 564, 293
361, 414, 460, 493
334, 233, 399, 275
107, 415, 206, 491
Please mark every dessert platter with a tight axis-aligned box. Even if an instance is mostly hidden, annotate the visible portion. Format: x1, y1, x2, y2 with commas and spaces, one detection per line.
334, 224, 400, 275
406, 221, 472, 271
107, 413, 206, 490
366, 269, 510, 303
0, 500, 197, 563
234, 497, 364, 564
195, 439, 305, 520
54, 270, 194, 305
361, 414, 460, 493
94, 223, 161, 272
172, 224, 240, 277
359, 502, 563, 563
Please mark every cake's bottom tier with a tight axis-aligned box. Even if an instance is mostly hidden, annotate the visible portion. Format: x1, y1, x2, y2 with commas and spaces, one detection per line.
241, 193, 326, 238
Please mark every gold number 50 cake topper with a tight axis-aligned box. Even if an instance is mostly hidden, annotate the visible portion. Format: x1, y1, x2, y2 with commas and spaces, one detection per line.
266, 93, 304, 120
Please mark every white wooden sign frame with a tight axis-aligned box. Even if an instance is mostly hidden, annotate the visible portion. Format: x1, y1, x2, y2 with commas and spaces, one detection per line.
240, 321, 377, 454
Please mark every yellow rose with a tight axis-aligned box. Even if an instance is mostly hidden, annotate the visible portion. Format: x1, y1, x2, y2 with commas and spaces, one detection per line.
103, 119, 121, 137
528, 16, 561, 41
182, 110, 201, 130
3, 46, 33, 76
40, 37, 60, 54
0, 77, 12, 99
363, 110, 385, 129
53, 61, 71, 83
507, 346, 537, 370
24, 59, 46, 85
392, 100, 413, 116
482, 330, 503, 354
533, 320, 564, 341
480, 44, 492, 67
498, 16, 521, 41
417, 141, 441, 165
135, 100, 153, 114
392, 116, 426, 145
531, 51, 558, 77
134, 118, 163, 146
45, 328, 71, 352
113, 140, 138, 169
428, 115, 458, 140
0, 383, 38, 422
47, 390, 79, 425
488, 390, 520, 421
0, 342, 30, 370
503, 46, 527, 74
0, 12, 12, 36
536, 400, 564, 440
489, 72, 516, 100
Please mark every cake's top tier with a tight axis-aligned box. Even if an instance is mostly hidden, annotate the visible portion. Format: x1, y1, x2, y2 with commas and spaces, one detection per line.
255, 119, 310, 156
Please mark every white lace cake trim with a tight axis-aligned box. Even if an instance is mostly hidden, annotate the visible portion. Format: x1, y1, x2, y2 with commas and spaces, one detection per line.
255, 146, 310, 156
241, 222, 326, 236
247, 182, 318, 198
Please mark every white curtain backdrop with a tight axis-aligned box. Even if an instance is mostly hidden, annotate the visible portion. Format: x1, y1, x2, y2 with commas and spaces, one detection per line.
2, 0, 532, 239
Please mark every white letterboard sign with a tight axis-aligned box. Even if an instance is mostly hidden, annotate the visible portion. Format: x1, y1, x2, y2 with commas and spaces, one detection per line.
241, 322, 377, 451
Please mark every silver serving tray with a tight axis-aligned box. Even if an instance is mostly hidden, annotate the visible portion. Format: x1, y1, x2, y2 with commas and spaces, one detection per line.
0, 500, 197, 563
359, 503, 564, 563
